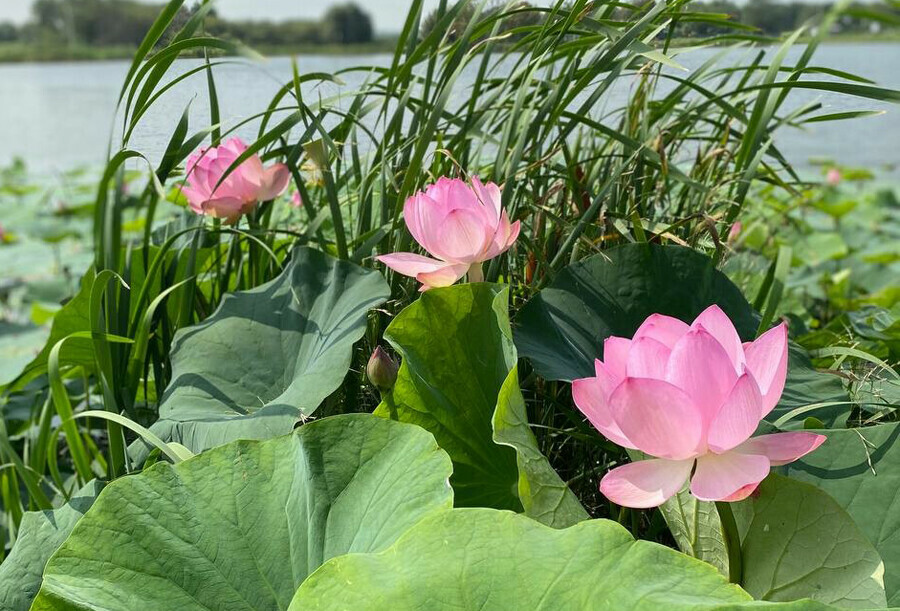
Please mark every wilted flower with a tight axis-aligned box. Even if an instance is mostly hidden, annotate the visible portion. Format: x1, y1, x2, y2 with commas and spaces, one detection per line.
291, 190, 303, 208
826, 168, 842, 186
366, 346, 399, 392
181, 137, 290, 223
572, 305, 825, 508
376, 177, 520, 291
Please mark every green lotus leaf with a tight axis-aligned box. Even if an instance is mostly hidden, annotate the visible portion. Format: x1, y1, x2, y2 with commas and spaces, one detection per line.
0, 481, 103, 611
376, 283, 586, 526
289, 508, 831, 610
732, 473, 886, 608
147, 247, 389, 454
32, 414, 452, 610
783, 424, 900, 606
375, 283, 520, 510
492, 365, 589, 528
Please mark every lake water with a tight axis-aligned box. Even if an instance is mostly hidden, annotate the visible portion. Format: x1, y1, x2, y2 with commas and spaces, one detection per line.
0, 43, 898, 177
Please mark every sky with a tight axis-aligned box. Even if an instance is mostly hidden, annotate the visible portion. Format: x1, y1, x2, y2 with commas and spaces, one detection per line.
0, 0, 840, 34
0, 0, 448, 33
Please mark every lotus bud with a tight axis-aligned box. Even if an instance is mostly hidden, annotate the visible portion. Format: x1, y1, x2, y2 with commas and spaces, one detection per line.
367, 346, 399, 393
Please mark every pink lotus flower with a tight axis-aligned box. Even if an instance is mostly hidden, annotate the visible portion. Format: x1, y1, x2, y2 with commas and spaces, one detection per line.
826, 168, 842, 186
291, 190, 303, 208
572, 305, 825, 508
376, 177, 520, 291
181, 137, 290, 223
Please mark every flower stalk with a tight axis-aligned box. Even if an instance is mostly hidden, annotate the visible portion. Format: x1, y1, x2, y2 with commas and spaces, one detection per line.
383, 392, 399, 422
467, 262, 484, 283
715, 501, 743, 585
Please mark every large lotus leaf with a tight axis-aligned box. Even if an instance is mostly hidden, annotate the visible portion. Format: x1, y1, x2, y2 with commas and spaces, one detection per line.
515, 243, 757, 381
149, 247, 389, 454
732, 473, 886, 608
492, 365, 589, 528
514, 243, 850, 426
375, 283, 585, 525
375, 283, 520, 510
32, 414, 452, 610
289, 508, 835, 610
783, 424, 900, 606
0, 481, 103, 611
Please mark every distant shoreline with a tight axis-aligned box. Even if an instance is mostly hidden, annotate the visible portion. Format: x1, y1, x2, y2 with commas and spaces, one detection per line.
0, 40, 398, 64
0, 32, 898, 64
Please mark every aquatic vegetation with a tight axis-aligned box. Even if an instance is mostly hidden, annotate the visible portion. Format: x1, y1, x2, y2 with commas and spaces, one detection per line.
0, 0, 898, 609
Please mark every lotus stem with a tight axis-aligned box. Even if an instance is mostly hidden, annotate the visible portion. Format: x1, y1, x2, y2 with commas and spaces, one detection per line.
715, 501, 743, 585
467, 263, 484, 283
383, 391, 399, 422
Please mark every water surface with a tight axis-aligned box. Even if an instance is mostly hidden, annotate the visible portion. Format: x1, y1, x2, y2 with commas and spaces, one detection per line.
0, 44, 897, 176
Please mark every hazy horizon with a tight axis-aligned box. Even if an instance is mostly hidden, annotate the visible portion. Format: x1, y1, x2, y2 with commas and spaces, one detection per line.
2, 0, 448, 33
0, 0, 838, 34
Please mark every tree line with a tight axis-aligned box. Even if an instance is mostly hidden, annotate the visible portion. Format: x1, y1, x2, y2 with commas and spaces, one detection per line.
0, 0, 895, 50
0, 0, 375, 47
674, 0, 898, 37
420, 0, 897, 41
